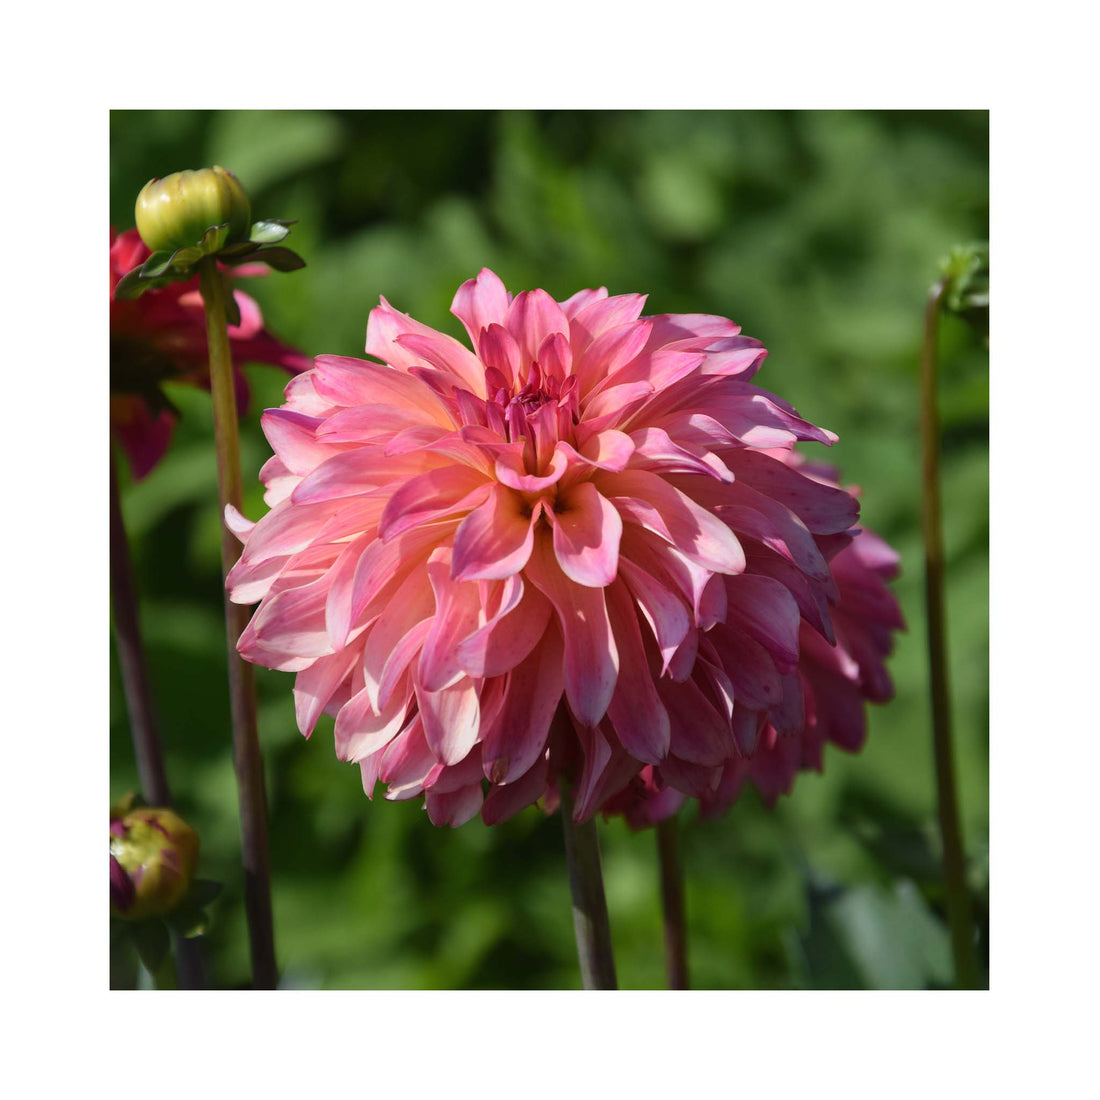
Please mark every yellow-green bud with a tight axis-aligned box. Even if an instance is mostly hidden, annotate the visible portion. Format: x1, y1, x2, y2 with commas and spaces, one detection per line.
110, 807, 200, 920
135, 166, 252, 254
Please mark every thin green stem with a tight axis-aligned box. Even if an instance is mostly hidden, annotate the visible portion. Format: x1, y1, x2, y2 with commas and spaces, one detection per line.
110, 450, 208, 990
656, 815, 689, 989
198, 257, 278, 990
559, 790, 618, 990
920, 279, 978, 989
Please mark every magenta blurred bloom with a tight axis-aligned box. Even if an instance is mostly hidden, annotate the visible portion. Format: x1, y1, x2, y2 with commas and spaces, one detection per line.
110, 228, 310, 479
227, 269, 858, 825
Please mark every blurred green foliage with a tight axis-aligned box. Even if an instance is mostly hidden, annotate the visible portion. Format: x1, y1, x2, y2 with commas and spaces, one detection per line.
109, 110, 988, 989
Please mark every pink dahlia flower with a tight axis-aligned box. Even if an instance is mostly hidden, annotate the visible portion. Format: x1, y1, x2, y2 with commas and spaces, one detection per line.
110, 228, 310, 479
227, 269, 859, 827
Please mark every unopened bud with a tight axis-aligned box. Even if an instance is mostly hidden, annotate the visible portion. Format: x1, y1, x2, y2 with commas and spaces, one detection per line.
135, 166, 252, 255
109, 807, 200, 920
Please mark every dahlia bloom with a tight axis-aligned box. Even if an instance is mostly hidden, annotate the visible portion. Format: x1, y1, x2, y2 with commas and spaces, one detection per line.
110, 228, 310, 479
227, 269, 859, 826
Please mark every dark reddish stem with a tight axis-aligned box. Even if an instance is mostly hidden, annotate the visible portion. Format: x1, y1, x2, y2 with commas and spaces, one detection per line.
198, 257, 278, 990
920, 279, 978, 989
656, 815, 689, 989
559, 790, 618, 990
110, 450, 207, 989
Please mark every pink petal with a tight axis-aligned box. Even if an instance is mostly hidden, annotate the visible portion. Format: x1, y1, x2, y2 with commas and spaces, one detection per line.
334, 684, 411, 762
292, 645, 362, 737
452, 483, 539, 581
416, 675, 481, 766
418, 561, 484, 692
506, 289, 570, 371
451, 268, 512, 346
550, 481, 623, 588
617, 558, 690, 671
395, 330, 487, 398
523, 532, 618, 727
455, 577, 552, 678
601, 468, 745, 575
481, 627, 565, 783
378, 466, 491, 540
478, 324, 522, 389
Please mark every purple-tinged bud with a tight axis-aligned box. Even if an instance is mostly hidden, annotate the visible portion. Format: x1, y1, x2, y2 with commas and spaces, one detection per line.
110, 854, 136, 914
109, 808, 200, 920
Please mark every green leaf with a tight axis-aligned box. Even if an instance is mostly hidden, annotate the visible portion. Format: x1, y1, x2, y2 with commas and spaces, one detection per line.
200, 223, 231, 254
218, 241, 261, 260
249, 220, 292, 245
795, 874, 953, 990
131, 919, 170, 973
112, 267, 147, 300
248, 246, 306, 272
139, 250, 177, 279
168, 245, 203, 271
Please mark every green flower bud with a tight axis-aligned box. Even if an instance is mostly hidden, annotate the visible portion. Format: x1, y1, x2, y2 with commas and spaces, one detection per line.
135, 166, 252, 255
109, 807, 200, 920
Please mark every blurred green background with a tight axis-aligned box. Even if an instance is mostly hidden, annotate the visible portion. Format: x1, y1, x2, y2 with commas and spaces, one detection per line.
109, 110, 988, 989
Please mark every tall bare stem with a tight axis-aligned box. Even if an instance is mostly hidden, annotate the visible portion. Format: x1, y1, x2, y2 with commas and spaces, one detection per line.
197, 257, 277, 989
920, 279, 978, 989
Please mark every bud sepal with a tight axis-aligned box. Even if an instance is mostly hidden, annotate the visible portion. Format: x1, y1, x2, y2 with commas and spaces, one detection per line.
114, 219, 305, 301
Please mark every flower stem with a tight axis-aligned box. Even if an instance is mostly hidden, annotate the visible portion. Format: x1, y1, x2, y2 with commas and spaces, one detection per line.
920, 279, 978, 989
110, 450, 208, 990
656, 815, 689, 989
197, 257, 278, 990
559, 791, 618, 989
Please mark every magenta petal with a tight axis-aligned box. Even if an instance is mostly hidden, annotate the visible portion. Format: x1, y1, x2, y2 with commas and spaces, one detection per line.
658, 676, 734, 765
605, 580, 670, 763
725, 573, 802, 674
425, 784, 484, 828
481, 755, 549, 824
722, 449, 859, 535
